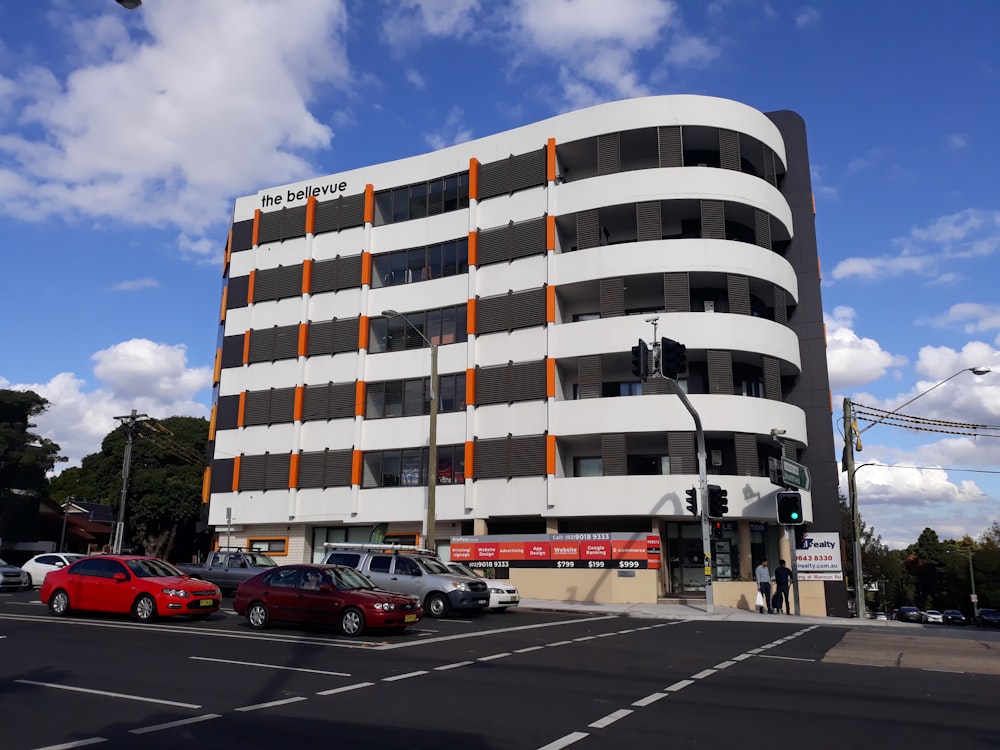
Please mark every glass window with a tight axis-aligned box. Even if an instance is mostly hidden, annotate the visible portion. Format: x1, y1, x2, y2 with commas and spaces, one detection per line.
409, 247, 429, 282
456, 238, 469, 274
403, 378, 425, 416
363, 453, 381, 488
384, 381, 403, 418
404, 312, 427, 350
439, 306, 456, 345
400, 448, 422, 486
325, 552, 361, 568
574, 457, 603, 477
368, 318, 387, 353
369, 555, 392, 573
443, 175, 459, 212
427, 243, 442, 279
372, 254, 390, 289
394, 557, 420, 576
381, 451, 401, 487
366, 382, 385, 419
386, 318, 407, 352
440, 240, 456, 277
388, 251, 407, 287
455, 305, 468, 343
391, 187, 409, 223
425, 308, 442, 345
374, 191, 392, 225
270, 567, 301, 589
409, 183, 427, 220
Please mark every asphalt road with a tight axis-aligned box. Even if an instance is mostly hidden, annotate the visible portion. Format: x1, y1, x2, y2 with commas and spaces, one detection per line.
2, 589, 999, 750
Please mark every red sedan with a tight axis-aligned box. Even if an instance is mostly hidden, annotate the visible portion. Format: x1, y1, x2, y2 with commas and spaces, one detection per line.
39, 555, 221, 623
233, 564, 422, 637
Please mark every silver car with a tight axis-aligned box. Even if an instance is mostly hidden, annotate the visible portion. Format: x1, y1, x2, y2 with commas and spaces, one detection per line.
0, 558, 31, 591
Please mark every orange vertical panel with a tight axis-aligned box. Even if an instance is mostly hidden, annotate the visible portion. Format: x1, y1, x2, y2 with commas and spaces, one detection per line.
252, 209, 260, 246
546, 215, 555, 251
546, 285, 556, 323
289, 452, 300, 489
817, 255, 822, 280
232, 456, 241, 492
361, 251, 372, 286
219, 286, 228, 322
469, 158, 479, 201
242, 331, 250, 365
305, 195, 316, 234
467, 298, 476, 335
364, 184, 374, 224
298, 323, 308, 357
359, 315, 369, 350
355, 380, 366, 416
208, 403, 218, 441
468, 231, 477, 267
464, 441, 474, 480
351, 450, 363, 486
247, 270, 256, 304
237, 391, 247, 427
213, 347, 222, 384
302, 259, 313, 294
224, 229, 232, 271
294, 385, 304, 421
466, 368, 476, 407
201, 466, 211, 503
546, 138, 556, 182
546, 434, 556, 475
546, 358, 556, 398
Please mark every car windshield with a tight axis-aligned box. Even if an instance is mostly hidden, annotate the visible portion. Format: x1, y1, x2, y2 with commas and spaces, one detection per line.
126, 558, 186, 578
331, 567, 376, 590
419, 557, 452, 575
0, 558, 12, 566
449, 563, 479, 578
243, 553, 277, 567
66, 555, 85, 562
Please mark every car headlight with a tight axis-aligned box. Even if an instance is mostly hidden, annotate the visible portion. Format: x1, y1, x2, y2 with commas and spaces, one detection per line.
372, 602, 396, 611
450, 581, 469, 591
162, 588, 191, 598
489, 585, 503, 593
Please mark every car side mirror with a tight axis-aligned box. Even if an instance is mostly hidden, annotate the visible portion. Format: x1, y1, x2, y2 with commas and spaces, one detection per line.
55, 562, 66, 568
319, 583, 334, 592
113, 572, 128, 582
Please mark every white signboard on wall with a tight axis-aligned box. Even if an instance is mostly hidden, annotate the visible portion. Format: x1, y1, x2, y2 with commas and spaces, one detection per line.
795, 532, 843, 581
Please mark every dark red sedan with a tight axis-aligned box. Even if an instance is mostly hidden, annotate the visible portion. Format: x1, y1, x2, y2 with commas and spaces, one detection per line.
39, 555, 221, 622
233, 564, 422, 637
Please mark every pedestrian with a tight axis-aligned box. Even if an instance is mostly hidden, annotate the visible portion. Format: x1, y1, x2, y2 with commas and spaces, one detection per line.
774, 559, 794, 614
755, 559, 772, 613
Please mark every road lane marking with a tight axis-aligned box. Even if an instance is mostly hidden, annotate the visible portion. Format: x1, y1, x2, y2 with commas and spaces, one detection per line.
435, 660, 474, 670
478, 653, 511, 661
514, 646, 545, 653
191, 656, 350, 676
15, 680, 201, 708
33, 740, 106, 750
691, 669, 716, 679
714, 660, 737, 669
632, 692, 667, 706
537, 731, 589, 750
383, 670, 429, 681
546, 640, 574, 647
573, 636, 596, 642
732, 653, 752, 661
665, 679, 694, 692
588, 709, 633, 728
747, 647, 764, 653
377, 616, 619, 650
235, 696, 308, 712
130, 714, 222, 734
316, 681, 374, 695
759, 655, 815, 662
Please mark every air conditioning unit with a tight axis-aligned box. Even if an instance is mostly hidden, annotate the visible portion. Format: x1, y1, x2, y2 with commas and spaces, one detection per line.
711, 450, 722, 467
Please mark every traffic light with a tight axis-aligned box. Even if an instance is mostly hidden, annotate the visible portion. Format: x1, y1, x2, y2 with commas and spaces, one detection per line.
776, 491, 804, 525
660, 337, 687, 379
707, 484, 729, 518
711, 521, 724, 539
685, 487, 698, 516
630, 339, 649, 381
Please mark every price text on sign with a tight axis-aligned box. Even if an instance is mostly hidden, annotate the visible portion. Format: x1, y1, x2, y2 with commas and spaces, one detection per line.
452, 533, 660, 570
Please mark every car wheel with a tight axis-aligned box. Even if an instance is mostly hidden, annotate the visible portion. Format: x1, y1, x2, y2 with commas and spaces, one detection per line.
247, 601, 270, 630
26, 573, 35, 588
425, 592, 450, 618
49, 589, 71, 617
132, 594, 157, 623
339, 607, 365, 637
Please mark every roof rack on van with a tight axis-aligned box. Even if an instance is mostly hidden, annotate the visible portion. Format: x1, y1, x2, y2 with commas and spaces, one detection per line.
322, 541, 439, 556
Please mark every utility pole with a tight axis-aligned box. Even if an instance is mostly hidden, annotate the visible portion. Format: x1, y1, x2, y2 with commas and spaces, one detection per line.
843, 398, 866, 620
111, 409, 148, 554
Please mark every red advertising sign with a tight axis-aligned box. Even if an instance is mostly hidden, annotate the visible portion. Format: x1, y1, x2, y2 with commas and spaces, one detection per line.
580, 540, 612, 560
550, 541, 580, 559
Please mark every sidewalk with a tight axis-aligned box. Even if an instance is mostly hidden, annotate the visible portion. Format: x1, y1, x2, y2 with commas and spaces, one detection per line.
517, 598, 907, 628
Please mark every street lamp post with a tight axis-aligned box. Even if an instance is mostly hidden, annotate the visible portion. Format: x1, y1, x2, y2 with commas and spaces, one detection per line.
844, 366, 991, 620
382, 310, 439, 552
59, 497, 73, 553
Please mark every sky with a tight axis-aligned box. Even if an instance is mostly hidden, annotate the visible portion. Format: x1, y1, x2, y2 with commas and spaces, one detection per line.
1, 0, 998, 550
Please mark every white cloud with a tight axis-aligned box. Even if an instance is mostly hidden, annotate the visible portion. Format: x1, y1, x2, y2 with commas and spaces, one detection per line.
109, 277, 158, 292
946, 133, 969, 149
381, 0, 483, 51
931, 303, 1000, 334
405, 68, 427, 89
5, 338, 211, 470
662, 34, 721, 67
825, 306, 908, 389
794, 6, 821, 28
423, 106, 473, 150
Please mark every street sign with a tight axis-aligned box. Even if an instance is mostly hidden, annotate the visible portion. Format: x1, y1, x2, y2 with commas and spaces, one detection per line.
971, 594, 978, 603
781, 457, 812, 491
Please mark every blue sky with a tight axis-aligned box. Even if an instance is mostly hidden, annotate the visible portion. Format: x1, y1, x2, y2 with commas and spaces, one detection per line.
1, 0, 998, 549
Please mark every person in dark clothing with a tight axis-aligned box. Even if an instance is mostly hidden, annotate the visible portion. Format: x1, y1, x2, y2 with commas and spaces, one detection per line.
774, 559, 794, 614
754, 559, 772, 614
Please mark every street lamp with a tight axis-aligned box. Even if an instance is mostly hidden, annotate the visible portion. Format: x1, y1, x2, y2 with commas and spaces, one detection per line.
844, 366, 991, 619
382, 309, 439, 552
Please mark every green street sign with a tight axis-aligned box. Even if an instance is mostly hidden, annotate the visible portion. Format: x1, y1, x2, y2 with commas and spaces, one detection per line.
781, 458, 812, 491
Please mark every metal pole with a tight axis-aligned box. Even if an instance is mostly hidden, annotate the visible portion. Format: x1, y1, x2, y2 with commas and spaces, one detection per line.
426, 342, 438, 552
969, 552, 978, 620
843, 398, 866, 620
59, 499, 71, 553
112, 409, 148, 555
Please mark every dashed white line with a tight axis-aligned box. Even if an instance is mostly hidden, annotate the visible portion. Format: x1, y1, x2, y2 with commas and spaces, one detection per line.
547, 640, 574, 647
316, 681, 374, 696
732, 653, 752, 661
435, 660, 474, 670
758, 654, 815, 662
537, 731, 590, 750
747, 647, 764, 654
191, 656, 350, 676
33, 740, 106, 750
922, 668, 964, 674
588, 709, 634, 728
573, 636, 596, 642
665, 679, 694, 692
691, 669, 716, 679
383, 670, 429, 681
632, 692, 668, 707
235, 696, 308, 712
478, 653, 511, 661
15, 680, 201, 708
130, 714, 222, 735
515, 646, 545, 653
714, 660, 737, 669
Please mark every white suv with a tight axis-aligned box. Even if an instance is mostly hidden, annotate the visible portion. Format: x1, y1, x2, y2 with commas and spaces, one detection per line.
446, 562, 520, 612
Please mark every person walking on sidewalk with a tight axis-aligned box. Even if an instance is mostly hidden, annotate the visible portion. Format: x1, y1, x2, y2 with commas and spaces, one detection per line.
755, 559, 772, 613
774, 559, 794, 614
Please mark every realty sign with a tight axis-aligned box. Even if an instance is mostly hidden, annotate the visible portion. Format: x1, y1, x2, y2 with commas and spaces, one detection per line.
795, 532, 843, 580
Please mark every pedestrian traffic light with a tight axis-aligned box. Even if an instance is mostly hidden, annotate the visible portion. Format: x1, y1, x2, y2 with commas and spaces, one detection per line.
660, 337, 687, 379
711, 521, 724, 539
630, 339, 649, 381
776, 491, 804, 525
685, 487, 698, 516
707, 484, 728, 518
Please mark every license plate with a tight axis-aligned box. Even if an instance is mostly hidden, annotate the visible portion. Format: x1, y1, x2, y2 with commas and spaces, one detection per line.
404, 614, 418, 623
507, 597, 519, 603
199, 599, 215, 607
476, 599, 488, 605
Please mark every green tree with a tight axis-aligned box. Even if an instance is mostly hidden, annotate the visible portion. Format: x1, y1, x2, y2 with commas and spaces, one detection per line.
905, 527, 945, 610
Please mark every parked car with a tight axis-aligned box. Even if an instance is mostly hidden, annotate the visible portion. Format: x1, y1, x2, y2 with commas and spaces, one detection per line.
0, 557, 31, 591
233, 564, 422, 637
21, 553, 87, 588
445, 561, 520, 612
39, 555, 221, 622
897, 606, 922, 623
321, 543, 489, 618
922, 610, 944, 624
176, 548, 278, 593
976, 608, 1000, 628
942, 609, 967, 626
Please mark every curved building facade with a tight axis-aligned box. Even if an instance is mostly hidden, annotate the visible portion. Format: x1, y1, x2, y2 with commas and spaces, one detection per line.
206, 95, 845, 616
